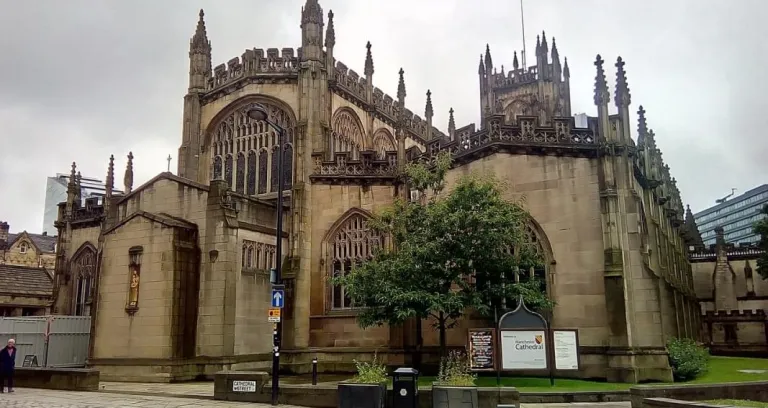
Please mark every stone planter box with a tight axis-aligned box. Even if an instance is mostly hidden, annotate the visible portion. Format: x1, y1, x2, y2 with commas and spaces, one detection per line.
432, 385, 479, 408
337, 383, 386, 408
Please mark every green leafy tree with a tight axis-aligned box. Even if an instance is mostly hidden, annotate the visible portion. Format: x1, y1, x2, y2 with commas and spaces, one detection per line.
754, 204, 768, 279
331, 152, 553, 357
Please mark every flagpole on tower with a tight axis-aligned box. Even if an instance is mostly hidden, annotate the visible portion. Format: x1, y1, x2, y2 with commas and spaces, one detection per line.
520, 0, 527, 69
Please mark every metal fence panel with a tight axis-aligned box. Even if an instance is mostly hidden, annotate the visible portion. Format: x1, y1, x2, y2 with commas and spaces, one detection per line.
0, 316, 91, 368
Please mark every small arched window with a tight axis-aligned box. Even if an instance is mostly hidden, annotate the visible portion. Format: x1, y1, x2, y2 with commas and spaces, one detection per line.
19, 242, 29, 254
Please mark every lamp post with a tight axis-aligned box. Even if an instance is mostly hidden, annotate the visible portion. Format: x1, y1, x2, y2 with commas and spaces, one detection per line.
247, 104, 286, 406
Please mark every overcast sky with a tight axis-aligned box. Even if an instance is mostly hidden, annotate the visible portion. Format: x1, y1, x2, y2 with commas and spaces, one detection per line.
0, 0, 765, 234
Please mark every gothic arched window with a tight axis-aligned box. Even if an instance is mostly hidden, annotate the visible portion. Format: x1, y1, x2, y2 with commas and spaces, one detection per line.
213, 156, 223, 180
208, 100, 296, 195
72, 245, 96, 316
284, 144, 293, 189
247, 150, 257, 195
270, 146, 279, 192
331, 109, 366, 160
236, 152, 245, 194
225, 154, 233, 188
258, 149, 268, 194
327, 211, 384, 310
372, 129, 396, 160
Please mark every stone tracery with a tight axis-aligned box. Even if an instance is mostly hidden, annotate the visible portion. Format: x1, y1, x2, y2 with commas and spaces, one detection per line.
331, 108, 366, 159
210, 100, 295, 195
372, 129, 396, 159
71, 245, 96, 316
326, 211, 384, 310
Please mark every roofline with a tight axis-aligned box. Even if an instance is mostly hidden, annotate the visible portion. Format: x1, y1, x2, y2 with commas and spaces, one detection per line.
117, 172, 209, 204
104, 210, 198, 235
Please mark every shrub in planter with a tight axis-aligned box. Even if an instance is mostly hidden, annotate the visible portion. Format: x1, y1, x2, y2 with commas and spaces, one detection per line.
432, 350, 478, 408
666, 337, 710, 382
337, 354, 387, 408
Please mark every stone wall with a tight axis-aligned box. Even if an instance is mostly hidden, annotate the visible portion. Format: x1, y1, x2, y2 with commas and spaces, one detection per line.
630, 382, 768, 408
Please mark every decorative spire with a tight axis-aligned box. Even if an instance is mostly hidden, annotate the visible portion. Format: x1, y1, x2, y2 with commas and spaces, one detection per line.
301, 0, 323, 28
540, 31, 548, 55
478, 55, 485, 75
513, 51, 519, 71
563, 57, 570, 79
551, 37, 559, 59
397, 68, 406, 102
425, 90, 433, 119
448, 107, 456, 137
106, 154, 115, 196
67, 162, 77, 193
593, 55, 609, 106
637, 106, 648, 140
364, 41, 374, 77
75, 171, 82, 202
647, 129, 657, 149
536, 35, 541, 54
190, 9, 211, 54
325, 10, 335, 48
615, 57, 631, 108
484, 44, 492, 69
124, 151, 134, 194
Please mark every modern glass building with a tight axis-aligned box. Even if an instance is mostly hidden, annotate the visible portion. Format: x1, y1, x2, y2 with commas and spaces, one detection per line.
694, 184, 768, 247
41, 174, 123, 236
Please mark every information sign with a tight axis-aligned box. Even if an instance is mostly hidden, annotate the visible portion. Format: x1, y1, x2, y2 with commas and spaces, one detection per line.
500, 330, 547, 370
268, 308, 281, 322
468, 328, 496, 371
553, 330, 580, 370
232, 380, 256, 392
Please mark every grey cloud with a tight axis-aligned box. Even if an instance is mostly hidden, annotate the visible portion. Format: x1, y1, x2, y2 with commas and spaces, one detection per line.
0, 0, 765, 232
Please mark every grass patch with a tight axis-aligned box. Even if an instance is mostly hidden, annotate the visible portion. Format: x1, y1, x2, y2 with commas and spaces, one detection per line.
688, 356, 768, 384
706, 400, 768, 407
400, 356, 768, 392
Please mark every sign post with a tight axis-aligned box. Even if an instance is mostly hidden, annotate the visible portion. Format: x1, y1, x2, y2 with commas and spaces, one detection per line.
468, 328, 497, 371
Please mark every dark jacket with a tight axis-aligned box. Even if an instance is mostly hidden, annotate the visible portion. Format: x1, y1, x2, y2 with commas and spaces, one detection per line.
0, 346, 16, 373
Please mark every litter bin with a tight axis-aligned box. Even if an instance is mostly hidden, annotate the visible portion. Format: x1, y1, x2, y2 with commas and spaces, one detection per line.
392, 367, 419, 408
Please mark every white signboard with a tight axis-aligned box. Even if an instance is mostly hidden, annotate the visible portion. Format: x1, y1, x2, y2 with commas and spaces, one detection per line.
553, 330, 579, 370
500, 330, 547, 370
232, 380, 257, 392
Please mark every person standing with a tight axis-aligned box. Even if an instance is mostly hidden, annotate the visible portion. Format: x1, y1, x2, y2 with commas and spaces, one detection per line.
0, 338, 16, 393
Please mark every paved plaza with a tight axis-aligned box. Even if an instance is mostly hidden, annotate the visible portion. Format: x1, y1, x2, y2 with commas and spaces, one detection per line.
0, 387, 632, 408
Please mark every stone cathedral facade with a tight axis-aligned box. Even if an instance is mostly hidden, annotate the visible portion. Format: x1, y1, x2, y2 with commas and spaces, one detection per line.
51, 0, 699, 383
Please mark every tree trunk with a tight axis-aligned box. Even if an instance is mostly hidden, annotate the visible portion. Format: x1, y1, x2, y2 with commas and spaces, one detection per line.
439, 311, 447, 358
415, 317, 423, 371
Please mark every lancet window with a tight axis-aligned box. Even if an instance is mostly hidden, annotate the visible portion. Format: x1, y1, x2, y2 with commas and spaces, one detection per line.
210, 101, 295, 195
242, 240, 277, 271
510, 226, 547, 287
372, 129, 396, 160
72, 245, 96, 316
327, 212, 384, 310
331, 109, 366, 160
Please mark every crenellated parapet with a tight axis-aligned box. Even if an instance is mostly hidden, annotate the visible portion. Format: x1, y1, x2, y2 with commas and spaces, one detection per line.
689, 243, 764, 262
703, 309, 767, 322
332, 60, 447, 143
310, 150, 398, 184
416, 114, 596, 165
206, 47, 300, 91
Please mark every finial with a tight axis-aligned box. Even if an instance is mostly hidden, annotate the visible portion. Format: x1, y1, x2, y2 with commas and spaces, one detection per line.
106, 154, 115, 195
594, 54, 609, 106
76, 171, 82, 187
513, 51, 519, 71
615, 56, 631, 108
325, 10, 335, 48
478, 55, 485, 75
190, 8, 210, 54
541, 31, 548, 53
397, 68, 406, 101
536, 35, 541, 53
484, 44, 492, 69
563, 57, 570, 79
124, 152, 134, 194
364, 41, 374, 77
637, 106, 647, 137
70, 162, 76, 179
448, 107, 456, 136
425, 90, 433, 119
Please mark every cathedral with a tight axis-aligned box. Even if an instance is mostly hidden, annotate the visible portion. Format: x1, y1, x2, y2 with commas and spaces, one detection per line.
52, 0, 699, 383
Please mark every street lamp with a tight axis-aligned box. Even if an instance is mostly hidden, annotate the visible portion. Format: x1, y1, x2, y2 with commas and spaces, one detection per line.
247, 103, 286, 406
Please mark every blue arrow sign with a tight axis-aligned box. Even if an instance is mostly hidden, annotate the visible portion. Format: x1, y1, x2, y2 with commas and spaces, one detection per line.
271, 289, 285, 309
